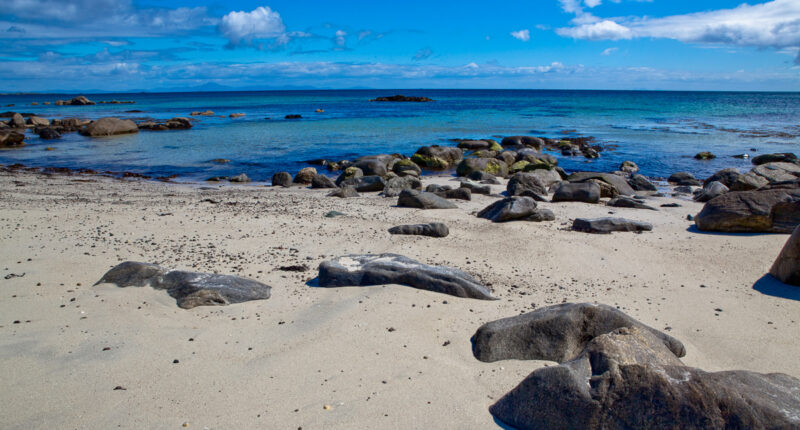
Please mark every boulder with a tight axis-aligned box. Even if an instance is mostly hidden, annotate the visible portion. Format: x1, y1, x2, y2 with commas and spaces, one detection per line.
392, 159, 422, 177
607, 196, 657, 211
411, 146, 463, 169
229, 173, 250, 183
335, 166, 364, 186
588, 178, 619, 198
507, 172, 547, 197
694, 151, 716, 160
573, 217, 653, 234
397, 190, 457, 209
619, 161, 639, 173
501, 136, 544, 150
693, 181, 729, 203
388, 223, 449, 238
293, 167, 317, 184
383, 176, 422, 197
271, 172, 292, 187
770, 225, 800, 286
458, 180, 492, 195
668, 172, 701, 186
704, 168, 740, 188
433, 187, 472, 201
311, 174, 337, 189
318, 254, 496, 300
353, 155, 391, 177
730, 172, 769, 191
567, 172, 635, 196
526, 168, 562, 188
327, 187, 359, 198
339, 175, 386, 192
456, 158, 509, 178
79, 118, 139, 137
8, 113, 25, 128
27, 116, 49, 127
477, 197, 538, 222
496, 151, 516, 166
69, 96, 95, 105
96, 261, 270, 309
0, 131, 25, 147
467, 171, 499, 183
457, 139, 492, 150
694, 187, 800, 233
527, 208, 555, 222
471, 303, 685, 363
551, 182, 601, 204
190, 110, 214, 116
752, 162, 800, 183
752, 153, 797, 165
627, 174, 657, 191
37, 128, 61, 140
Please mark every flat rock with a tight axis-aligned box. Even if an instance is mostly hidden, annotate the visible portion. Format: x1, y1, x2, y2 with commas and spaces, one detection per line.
477, 196, 538, 222
573, 217, 653, 234
339, 175, 386, 192
96, 261, 271, 309
397, 190, 457, 209
552, 182, 600, 203
770, 225, 800, 286
388, 223, 449, 238
318, 254, 496, 300
607, 196, 657, 210
694, 187, 800, 233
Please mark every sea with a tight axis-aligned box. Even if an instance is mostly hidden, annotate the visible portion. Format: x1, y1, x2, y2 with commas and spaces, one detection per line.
1, 90, 798, 183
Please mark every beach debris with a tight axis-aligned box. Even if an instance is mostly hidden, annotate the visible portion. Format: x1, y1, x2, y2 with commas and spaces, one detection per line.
551, 182, 600, 204
388, 223, 449, 238
318, 253, 497, 300
397, 190, 457, 209
572, 217, 653, 234
769, 225, 800, 286
79, 118, 139, 137
694, 183, 800, 233
95, 261, 271, 309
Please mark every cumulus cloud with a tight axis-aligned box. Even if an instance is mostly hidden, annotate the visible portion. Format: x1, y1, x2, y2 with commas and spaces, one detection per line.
219, 6, 286, 46
557, 0, 800, 53
511, 29, 531, 42
601, 47, 618, 55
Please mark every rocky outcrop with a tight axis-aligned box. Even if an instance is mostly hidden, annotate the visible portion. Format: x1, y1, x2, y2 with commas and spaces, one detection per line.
694, 186, 800, 233
96, 261, 271, 309
79, 118, 139, 137
318, 254, 496, 300
55, 96, 95, 106
411, 146, 463, 169
456, 158, 509, 178
388, 223, 449, 238
551, 182, 601, 203
397, 190, 457, 209
769, 225, 800, 286
573, 217, 653, 234
138, 117, 192, 131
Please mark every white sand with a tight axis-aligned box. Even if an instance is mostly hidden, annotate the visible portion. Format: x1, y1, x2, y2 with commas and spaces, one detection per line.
0, 170, 797, 429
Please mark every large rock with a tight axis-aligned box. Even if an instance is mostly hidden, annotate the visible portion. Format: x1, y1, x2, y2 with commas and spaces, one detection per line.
525, 168, 562, 188
79, 118, 139, 137
433, 187, 472, 201
694, 187, 800, 233
619, 160, 639, 173
382, 176, 422, 197
573, 217, 653, 234
752, 162, 800, 183
318, 254, 496, 300
27, 116, 49, 127
327, 186, 359, 198
551, 182, 600, 204
693, 181, 729, 203
392, 159, 422, 177
96, 261, 270, 309
607, 196, 657, 210
507, 172, 547, 197
668, 172, 701, 186
37, 128, 61, 140
388, 223, 449, 238
567, 172, 635, 196
704, 168, 740, 188
9, 113, 25, 128
471, 303, 685, 363
753, 153, 797, 165
353, 155, 392, 177
0, 131, 25, 147
397, 190, 457, 209
335, 167, 363, 186
339, 175, 386, 192
769, 225, 800, 286
730, 172, 769, 191
458, 180, 492, 195
477, 197, 538, 222
311, 174, 337, 189
68, 96, 95, 105
627, 174, 657, 192
456, 158, 509, 178
411, 146, 463, 169
293, 167, 317, 184
271, 172, 292, 187
501, 136, 544, 150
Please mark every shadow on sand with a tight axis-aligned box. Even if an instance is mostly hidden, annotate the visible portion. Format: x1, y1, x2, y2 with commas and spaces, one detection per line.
753, 274, 800, 302
686, 225, 780, 237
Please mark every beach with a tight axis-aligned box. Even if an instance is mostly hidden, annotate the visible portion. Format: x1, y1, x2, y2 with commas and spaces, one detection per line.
1, 168, 797, 429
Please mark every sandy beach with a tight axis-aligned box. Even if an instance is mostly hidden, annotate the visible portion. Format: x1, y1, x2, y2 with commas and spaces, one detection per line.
0, 168, 797, 429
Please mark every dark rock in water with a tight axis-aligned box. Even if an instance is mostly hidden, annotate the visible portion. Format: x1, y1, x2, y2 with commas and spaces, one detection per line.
433, 187, 472, 201
335, 166, 364, 186
285, 114, 302, 119
229, 173, 250, 183
9, 113, 25, 128
705, 168, 740, 188
477, 196, 538, 222
370, 95, 433, 102
471, 303, 685, 363
339, 175, 386, 192
507, 172, 547, 197
668, 172, 701, 186
0, 131, 25, 147
311, 174, 337, 189
693, 181, 729, 202
607, 196, 657, 210
526, 208, 555, 222
388, 223, 449, 238
770, 225, 800, 286
627, 174, 657, 191
327, 186, 359, 198
411, 146, 463, 169
37, 128, 61, 140
293, 167, 317, 184
501, 136, 544, 150
96, 261, 270, 309
458, 180, 491, 195
272, 172, 292, 187
694, 187, 800, 233
694, 151, 716, 160
318, 253, 496, 300
573, 217, 653, 234
567, 172, 635, 196
552, 182, 600, 203
397, 190, 457, 209
383, 176, 422, 197
457, 139, 493, 151
488, 323, 800, 430
467, 171, 499, 183
353, 156, 390, 177
456, 158, 509, 178
619, 160, 639, 173
80, 117, 139, 137
753, 152, 797, 166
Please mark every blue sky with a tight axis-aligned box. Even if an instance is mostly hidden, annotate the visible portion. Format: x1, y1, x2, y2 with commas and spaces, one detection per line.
1, 0, 799, 91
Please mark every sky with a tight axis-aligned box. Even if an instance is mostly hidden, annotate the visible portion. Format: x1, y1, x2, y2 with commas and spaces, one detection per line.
0, 0, 799, 92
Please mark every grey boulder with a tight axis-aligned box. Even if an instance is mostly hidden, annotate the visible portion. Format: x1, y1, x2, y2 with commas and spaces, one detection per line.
694, 186, 800, 233
388, 223, 449, 238
311, 174, 337, 189
567, 172, 635, 196
627, 174, 657, 192
552, 182, 601, 203
573, 217, 653, 234
477, 196, 538, 222
272, 172, 292, 187
80, 117, 139, 137
338, 175, 386, 192
668, 172, 701, 186
397, 190, 457, 209
382, 176, 422, 197
693, 181, 729, 202
607, 196, 657, 211
769, 225, 800, 286
507, 172, 547, 197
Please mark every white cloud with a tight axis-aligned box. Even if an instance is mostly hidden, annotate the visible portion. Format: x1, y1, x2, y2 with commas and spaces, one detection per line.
584, 0, 602, 7
558, 0, 800, 53
335, 30, 347, 47
601, 47, 618, 55
511, 29, 531, 42
219, 6, 286, 45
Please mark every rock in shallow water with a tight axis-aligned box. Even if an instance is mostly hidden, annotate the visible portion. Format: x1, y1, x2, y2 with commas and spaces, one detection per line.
572, 217, 653, 234
388, 223, 449, 238
96, 262, 271, 309
318, 254, 496, 300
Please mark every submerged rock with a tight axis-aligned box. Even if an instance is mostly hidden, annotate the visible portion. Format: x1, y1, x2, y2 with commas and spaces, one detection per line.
80, 118, 139, 137
96, 261, 271, 309
318, 254, 496, 300
388, 223, 449, 238
572, 217, 653, 234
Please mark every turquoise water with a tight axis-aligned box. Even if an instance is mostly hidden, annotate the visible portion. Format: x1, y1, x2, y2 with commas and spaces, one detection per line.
1, 90, 798, 182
